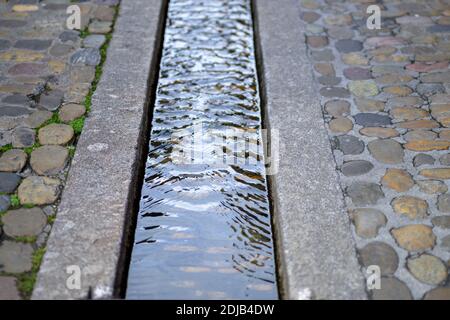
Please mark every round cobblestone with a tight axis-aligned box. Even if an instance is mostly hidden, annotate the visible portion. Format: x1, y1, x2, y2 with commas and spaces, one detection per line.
417, 180, 447, 194
14, 39, 52, 51
70, 47, 101, 66
82, 34, 106, 49
89, 21, 112, 34
334, 135, 365, 155
59, 104, 86, 123
424, 287, 450, 300
11, 126, 35, 148
392, 196, 428, 219
359, 242, 398, 275
38, 91, 64, 111
368, 139, 404, 164
49, 43, 74, 57
347, 182, 384, 206
2, 207, 47, 237
432, 216, 450, 229
390, 107, 429, 121
437, 194, 450, 213
18, 176, 60, 205
341, 160, 373, 176
420, 168, 450, 179
404, 131, 438, 142
0, 277, 20, 300
350, 208, 386, 238
0, 149, 27, 172
23, 110, 53, 129
407, 254, 447, 285
382, 169, 414, 192
391, 225, 436, 252
359, 127, 398, 138
38, 123, 74, 145
348, 80, 379, 97
413, 154, 435, 167
355, 98, 385, 112
344, 67, 371, 80
0, 241, 33, 273
441, 235, 450, 252
314, 63, 335, 76
328, 27, 353, 39
342, 52, 368, 65
0, 172, 21, 193
324, 100, 350, 116
307, 36, 328, 48
318, 76, 341, 86
329, 117, 353, 134
335, 39, 363, 53
372, 277, 412, 300
354, 113, 391, 127
30, 145, 69, 176
383, 86, 413, 97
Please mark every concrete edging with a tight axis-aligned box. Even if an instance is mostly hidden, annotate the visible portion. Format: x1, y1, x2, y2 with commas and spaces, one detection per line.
32, 0, 165, 299
253, 0, 367, 299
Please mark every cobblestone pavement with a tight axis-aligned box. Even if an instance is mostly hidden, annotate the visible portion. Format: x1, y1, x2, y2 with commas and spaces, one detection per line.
0, 0, 118, 299
301, 0, 450, 299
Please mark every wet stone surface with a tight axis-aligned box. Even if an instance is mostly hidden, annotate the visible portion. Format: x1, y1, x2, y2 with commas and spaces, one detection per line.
303, 0, 450, 299
126, 0, 277, 299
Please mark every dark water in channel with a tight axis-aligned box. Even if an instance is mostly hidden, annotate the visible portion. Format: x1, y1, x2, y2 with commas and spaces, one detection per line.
126, 0, 277, 299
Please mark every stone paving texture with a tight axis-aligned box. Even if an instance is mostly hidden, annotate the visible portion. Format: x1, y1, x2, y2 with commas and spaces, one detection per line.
255, 0, 367, 299
301, 0, 450, 299
32, 0, 163, 299
0, 0, 118, 299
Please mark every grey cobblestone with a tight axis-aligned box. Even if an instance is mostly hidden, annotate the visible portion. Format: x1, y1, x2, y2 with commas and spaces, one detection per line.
302, 0, 450, 299
0, 0, 119, 299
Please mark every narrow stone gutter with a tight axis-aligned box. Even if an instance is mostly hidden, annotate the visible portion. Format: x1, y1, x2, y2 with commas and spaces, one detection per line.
32, 0, 369, 300
126, 0, 278, 300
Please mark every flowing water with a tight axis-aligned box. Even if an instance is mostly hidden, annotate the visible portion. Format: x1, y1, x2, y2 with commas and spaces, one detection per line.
126, 0, 278, 299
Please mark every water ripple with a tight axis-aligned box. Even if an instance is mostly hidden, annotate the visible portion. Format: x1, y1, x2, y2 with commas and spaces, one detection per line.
126, 0, 277, 300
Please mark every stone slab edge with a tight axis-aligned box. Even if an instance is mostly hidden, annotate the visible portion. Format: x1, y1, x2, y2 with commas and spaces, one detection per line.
32, 0, 165, 299
253, 0, 367, 300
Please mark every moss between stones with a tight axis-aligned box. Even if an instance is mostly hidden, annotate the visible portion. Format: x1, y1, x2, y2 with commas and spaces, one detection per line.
67, 146, 76, 159
0, 237, 44, 299
9, 194, 20, 208
69, 116, 85, 135
23, 142, 41, 156
0, 144, 13, 153
84, 23, 115, 114
7, 3, 121, 300
47, 214, 56, 225
79, 26, 90, 39
16, 247, 46, 299
38, 113, 61, 129
14, 236, 37, 244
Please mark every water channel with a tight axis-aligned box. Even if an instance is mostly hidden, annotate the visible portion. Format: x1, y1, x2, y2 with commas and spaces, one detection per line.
126, 0, 278, 299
